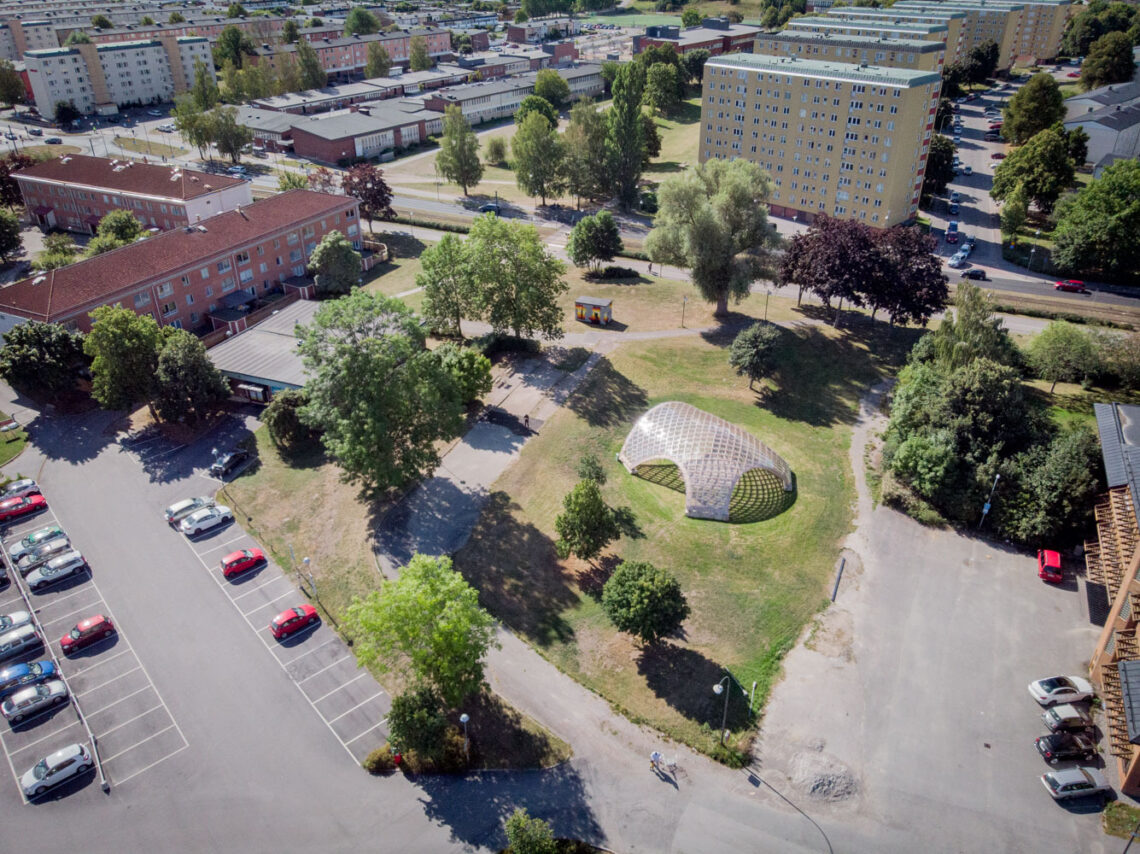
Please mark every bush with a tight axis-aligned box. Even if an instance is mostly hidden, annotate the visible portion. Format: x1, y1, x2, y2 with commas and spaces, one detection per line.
395, 727, 468, 774
615, 248, 650, 261
263, 388, 315, 449
471, 332, 541, 357
583, 265, 640, 281
393, 215, 470, 234
388, 685, 448, 762
362, 743, 397, 774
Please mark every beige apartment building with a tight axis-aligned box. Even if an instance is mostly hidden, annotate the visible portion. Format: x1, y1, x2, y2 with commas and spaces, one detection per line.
895, 0, 1072, 63
700, 54, 940, 227
754, 30, 947, 74
826, 7, 968, 62
786, 18, 950, 51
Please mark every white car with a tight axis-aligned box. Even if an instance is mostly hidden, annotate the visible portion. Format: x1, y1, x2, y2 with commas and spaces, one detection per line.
25, 550, 87, 592
8, 525, 66, 561
157, 123, 176, 133
2, 679, 68, 723
1041, 767, 1111, 801
0, 611, 31, 633
947, 253, 967, 268
164, 496, 214, 526
1028, 676, 1095, 706
21, 743, 92, 797
179, 505, 233, 537
963, 165, 973, 176
0, 625, 41, 663
1, 478, 39, 499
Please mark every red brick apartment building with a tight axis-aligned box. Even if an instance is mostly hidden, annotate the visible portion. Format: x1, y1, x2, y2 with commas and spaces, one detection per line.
0, 190, 361, 334
15, 155, 252, 234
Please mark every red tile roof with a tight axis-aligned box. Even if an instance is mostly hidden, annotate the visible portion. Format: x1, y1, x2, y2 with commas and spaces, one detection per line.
14, 154, 246, 201
0, 190, 357, 323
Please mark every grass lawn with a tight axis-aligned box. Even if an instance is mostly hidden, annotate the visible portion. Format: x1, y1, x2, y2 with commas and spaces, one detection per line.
644, 98, 701, 187
1103, 801, 1140, 839
451, 318, 917, 759
23, 144, 80, 158
0, 412, 27, 468
361, 232, 430, 297
113, 135, 186, 158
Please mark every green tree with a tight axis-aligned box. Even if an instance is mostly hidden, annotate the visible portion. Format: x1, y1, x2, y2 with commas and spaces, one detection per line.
295, 38, 327, 89
1081, 31, 1135, 90
418, 233, 479, 337
466, 214, 568, 340
682, 7, 702, 26
1052, 158, 1140, 276
566, 210, 622, 270
962, 40, 999, 84
277, 171, 308, 190
263, 388, 314, 449
533, 68, 570, 109
515, 94, 558, 128
52, 101, 80, 125
191, 59, 220, 110
91, 14, 113, 28
729, 321, 781, 390
0, 60, 25, 107
308, 230, 361, 296
640, 112, 661, 167
215, 25, 255, 70
0, 208, 19, 262
0, 321, 85, 397
514, 10, 529, 23
84, 305, 162, 411
606, 62, 646, 208
365, 42, 391, 78
33, 232, 77, 271
577, 453, 606, 485
922, 134, 956, 197
153, 330, 229, 423
601, 560, 690, 644
555, 478, 620, 560
504, 809, 556, 854
1064, 124, 1089, 166
387, 686, 448, 760
681, 48, 710, 86
226, 3, 247, 17
409, 35, 432, 71
923, 283, 1019, 371
991, 127, 1074, 214
86, 209, 144, 257
644, 63, 680, 114
436, 105, 484, 195
282, 19, 300, 43
220, 59, 246, 104
648, 159, 777, 316
298, 292, 465, 489
211, 105, 254, 163
1027, 320, 1100, 393
561, 98, 608, 205
168, 11, 186, 24
511, 110, 564, 204
174, 95, 213, 158
343, 554, 497, 706
344, 7, 380, 35
1000, 183, 1029, 239
483, 135, 508, 166
435, 342, 492, 402
1002, 73, 1065, 144
63, 32, 91, 47
275, 56, 303, 94
0, 152, 34, 209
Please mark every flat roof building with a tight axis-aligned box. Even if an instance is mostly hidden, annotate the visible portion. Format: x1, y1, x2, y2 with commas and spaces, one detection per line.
826, 7, 969, 63
753, 30, 947, 74
893, 0, 1073, 63
635, 17, 764, 57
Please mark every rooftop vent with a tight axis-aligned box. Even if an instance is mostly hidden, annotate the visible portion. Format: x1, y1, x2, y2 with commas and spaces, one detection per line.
32, 275, 46, 286
197, 225, 208, 233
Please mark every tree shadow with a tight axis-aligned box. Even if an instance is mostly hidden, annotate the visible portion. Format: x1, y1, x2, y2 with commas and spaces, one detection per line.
562, 356, 648, 429
23, 407, 118, 466
576, 553, 619, 601
451, 491, 577, 648
636, 643, 752, 730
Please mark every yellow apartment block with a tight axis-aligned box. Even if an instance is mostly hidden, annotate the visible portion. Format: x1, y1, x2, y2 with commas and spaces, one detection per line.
754, 30, 947, 74
895, 0, 1073, 63
826, 7, 968, 62
699, 54, 940, 227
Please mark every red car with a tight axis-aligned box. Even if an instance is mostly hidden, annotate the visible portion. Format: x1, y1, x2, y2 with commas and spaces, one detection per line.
991, 152, 1006, 160
60, 615, 115, 654
220, 548, 265, 579
1067, 71, 1081, 78
1054, 279, 1090, 294
1038, 550, 1063, 584
270, 604, 318, 639
0, 494, 46, 523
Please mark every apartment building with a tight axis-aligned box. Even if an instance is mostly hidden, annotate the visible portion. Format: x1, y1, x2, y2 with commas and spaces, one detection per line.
249, 29, 452, 84
895, 1, 1072, 63
825, 7, 969, 63
635, 18, 764, 57
506, 17, 579, 44
68, 17, 286, 51
15, 154, 253, 234
25, 36, 214, 119
753, 31, 947, 74
0, 190, 362, 334
699, 53, 940, 227
786, 17, 950, 47
422, 64, 604, 124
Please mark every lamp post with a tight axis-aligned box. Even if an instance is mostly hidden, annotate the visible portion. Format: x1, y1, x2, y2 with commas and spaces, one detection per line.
302, 556, 316, 598
712, 676, 730, 744
978, 473, 1001, 530
459, 713, 470, 764
681, 295, 687, 328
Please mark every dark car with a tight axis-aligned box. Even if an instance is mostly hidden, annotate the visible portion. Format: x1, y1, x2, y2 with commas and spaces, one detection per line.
961, 269, 987, 280
44, 137, 62, 144
478, 202, 501, 215
1035, 731, 1097, 765
210, 448, 249, 478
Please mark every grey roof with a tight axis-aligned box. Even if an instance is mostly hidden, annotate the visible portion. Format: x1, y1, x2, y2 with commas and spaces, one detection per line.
1068, 102, 1140, 132
754, 30, 943, 52
1096, 152, 1131, 169
209, 298, 321, 389
1070, 79, 1140, 110
233, 106, 297, 135
1094, 402, 1140, 519
290, 102, 438, 140
1119, 660, 1140, 745
706, 53, 943, 87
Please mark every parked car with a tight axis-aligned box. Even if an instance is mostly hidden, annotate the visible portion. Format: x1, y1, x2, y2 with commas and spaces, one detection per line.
950, 191, 961, 204
44, 137, 62, 144
1067, 71, 1081, 78
221, 548, 265, 579
1041, 767, 1111, 801
963, 165, 973, 176
164, 497, 213, 526
27, 127, 42, 137
60, 615, 115, 655
0, 661, 57, 699
21, 743, 92, 797
965, 93, 977, 101
2, 131, 14, 140
0, 611, 31, 633
270, 604, 319, 639
1029, 676, 1095, 706
17, 537, 73, 576
146, 109, 163, 117
0, 563, 6, 589
8, 525, 65, 561
948, 253, 967, 268
948, 203, 960, 215
478, 202, 501, 215
1054, 279, 1090, 294
1, 679, 68, 723
0, 625, 41, 663
991, 152, 1006, 160
157, 123, 176, 133
1, 479, 40, 499
1038, 549, 1063, 583
1035, 731, 1097, 764
984, 133, 1001, 142
1042, 702, 1094, 732
961, 269, 987, 280
25, 550, 87, 592
209, 449, 249, 478
179, 505, 233, 537
0, 494, 46, 523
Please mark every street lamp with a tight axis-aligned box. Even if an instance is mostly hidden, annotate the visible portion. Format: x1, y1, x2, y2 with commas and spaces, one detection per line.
459, 713, 470, 763
712, 676, 730, 744
978, 473, 1001, 529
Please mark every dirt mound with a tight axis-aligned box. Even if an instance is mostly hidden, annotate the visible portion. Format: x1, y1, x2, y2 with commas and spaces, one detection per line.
789, 749, 858, 802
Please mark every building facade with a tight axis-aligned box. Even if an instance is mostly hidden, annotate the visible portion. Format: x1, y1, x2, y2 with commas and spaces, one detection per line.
15, 154, 253, 234
753, 31, 947, 74
423, 64, 604, 124
0, 190, 362, 333
636, 18, 764, 57
1063, 103, 1140, 165
827, 7, 969, 62
250, 28, 452, 83
699, 53, 940, 227
893, 0, 1073, 63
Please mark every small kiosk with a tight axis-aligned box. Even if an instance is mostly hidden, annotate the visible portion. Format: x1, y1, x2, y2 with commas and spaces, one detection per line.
574, 296, 613, 326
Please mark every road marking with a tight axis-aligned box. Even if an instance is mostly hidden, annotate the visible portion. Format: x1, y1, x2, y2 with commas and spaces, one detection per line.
137, 443, 185, 462
94, 703, 164, 739
195, 534, 252, 557
100, 723, 176, 764
111, 742, 189, 786
3, 717, 86, 758
311, 671, 368, 704
275, 635, 337, 666
65, 647, 133, 678
241, 588, 297, 617
27, 573, 95, 606
295, 652, 353, 684
326, 691, 386, 724
344, 719, 386, 744
230, 575, 285, 602
83, 684, 153, 718
34, 599, 106, 630
74, 665, 142, 697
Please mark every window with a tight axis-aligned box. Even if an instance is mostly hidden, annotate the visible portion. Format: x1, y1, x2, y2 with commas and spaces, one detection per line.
156, 281, 173, 297
239, 269, 254, 284
235, 251, 250, 265
289, 248, 303, 262
259, 262, 268, 274
186, 294, 194, 305
221, 277, 235, 293
204, 285, 214, 297
200, 267, 210, 279
287, 232, 299, 245
161, 301, 177, 317
216, 259, 232, 274
133, 292, 151, 308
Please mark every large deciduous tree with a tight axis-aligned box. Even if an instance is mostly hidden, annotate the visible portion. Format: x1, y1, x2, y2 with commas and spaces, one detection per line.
1002, 73, 1065, 144
1080, 31, 1135, 91
308, 230, 361, 296
0, 152, 36, 209
0, 60, 25, 107
340, 163, 394, 231
343, 554, 498, 707
344, 7, 380, 35
0, 321, 85, 397
922, 134, 956, 197
211, 105, 254, 163
365, 42, 391, 78
514, 94, 558, 129
409, 35, 432, 71
1027, 320, 1101, 393
1052, 158, 1140, 276
601, 560, 690, 644
648, 159, 777, 317
295, 38, 328, 90
561, 98, 608, 205
0, 208, 19, 262
605, 62, 646, 208
869, 226, 948, 327
511, 110, 564, 205
644, 63, 680, 115
153, 330, 230, 423
85, 209, 145, 257
554, 478, 620, 561
991, 127, 1074, 214
215, 25, 255, 70
435, 104, 483, 196
533, 68, 570, 108
263, 388, 314, 450
84, 306, 163, 411
566, 210, 622, 270
417, 233, 479, 337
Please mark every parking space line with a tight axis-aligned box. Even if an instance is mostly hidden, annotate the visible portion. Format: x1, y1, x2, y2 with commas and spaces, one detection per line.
111, 742, 189, 786
3, 717, 85, 758
137, 444, 185, 462
28, 576, 96, 608
74, 665, 142, 697
241, 588, 297, 617
65, 647, 133, 678
230, 575, 286, 602
311, 672, 368, 704
344, 720, 386, 744
100, 724, 176, 764
297, 652, 353, 684
327, 691, 385, 724
94, 703, 163, 739
276, 636, 339, 667
83, 684, 153, 718
194, 534, 252, 557
36, 600, 106, 630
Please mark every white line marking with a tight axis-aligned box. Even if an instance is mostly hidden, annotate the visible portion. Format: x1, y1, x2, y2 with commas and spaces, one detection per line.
93, 703, 163, 739
344, 719, 386, 745
110, 742, 189, 786
296, 652, 353, 684
241, 588, 297, 617
327, 691, 386, 724
310, 671, 368, 704
35, 599, 106, 630
26, 574, 95, 607
276, 636, 337, 666
100, 723, 177, 763
64, 647, 132, 678
137, 443, 185, 462
3, 718, 86, 757
230, 575, 287, 602
82, 684, 153, 718
194, 534, 252, 557
74, 665, 142, 697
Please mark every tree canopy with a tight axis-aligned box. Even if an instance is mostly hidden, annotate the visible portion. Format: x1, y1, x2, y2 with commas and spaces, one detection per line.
365, 42, 391, 79
0, 321, 85, 397
555, 478, 620, 561
511, 110, 564, 205
601, 560, 690, 644
309, 230, 361, 297
84, 306, 163, 411
533, 68, 570, 108
1002, 74, 1065, 144
605, 63, 646, 208
990, 126, 1074, 214
515, 94, 558, 129
340, 163, 394, 231
1051, 158, 1140, 277
153, 330, 230, 423
409, 35, 432, 71
435, 104, 484, 196
566, 211, 622, 270
1027, 321, 1100, 393
344, 7, 381, 35
729, 322, 781, 390
1080, 31, 1135, 90
417, 233, 479, 337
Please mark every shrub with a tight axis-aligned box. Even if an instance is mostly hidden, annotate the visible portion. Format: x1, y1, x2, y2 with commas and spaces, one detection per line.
583, 265, 640, 281
601, 560, 689, 643
362, 743, 397, 774
471, 332, 541, 357
388, 686, 449, 762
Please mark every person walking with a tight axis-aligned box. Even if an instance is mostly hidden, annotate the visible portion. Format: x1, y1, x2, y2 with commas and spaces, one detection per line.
649, 750, 662, 771
523, 414, 530, 431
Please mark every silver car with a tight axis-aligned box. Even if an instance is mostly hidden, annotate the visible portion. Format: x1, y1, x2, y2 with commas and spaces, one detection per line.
21, 742, 92, 797
0, 625, 41, 663
179, 505, 233, 537
0, 610, 31, 633
164, 496, 214, 525
0, 479, 39, 500
16, 537, 72, 576
8, 525, 66, 561
26, 550, 86, 592
1041, 766, 1111, 800
1, 679, 68, 723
